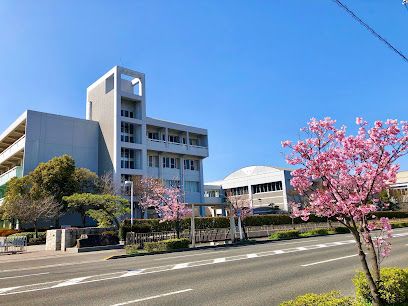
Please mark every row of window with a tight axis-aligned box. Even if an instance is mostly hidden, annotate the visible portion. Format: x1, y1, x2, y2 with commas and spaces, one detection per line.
147, 156, 200, 171
184, 159, 199, 170
121, 122, 135, 143
252, 181, 283, 194
204, 190, 221, 198
147, 132, 201, 146
229, 186, 249, 196
121, 109, 136, 119
121, 148, 136, 169
225, 181, 283, 196
163, 157, 180, 169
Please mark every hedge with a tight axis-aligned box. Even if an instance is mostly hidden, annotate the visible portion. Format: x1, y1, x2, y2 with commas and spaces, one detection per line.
279, 291, 354, 306
269, 230, 300, 240
353, 268, 408, 305
371, 211, 408, 219
300, 228, 332, 237
144, 238, 190, 252
391, 221, 408, 229
8, 232, 47, 245
120, 212, 408, 238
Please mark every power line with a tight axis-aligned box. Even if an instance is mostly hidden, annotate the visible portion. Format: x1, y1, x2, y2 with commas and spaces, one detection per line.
332, 0, 408, 64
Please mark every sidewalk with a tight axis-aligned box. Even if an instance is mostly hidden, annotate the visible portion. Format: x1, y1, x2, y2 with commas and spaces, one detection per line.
0, 244, 126, 263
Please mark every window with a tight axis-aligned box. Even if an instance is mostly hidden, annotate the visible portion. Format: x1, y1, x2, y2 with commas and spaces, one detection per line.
228, 186, 248, 196
185, 181, 199, 193
165, 180, 180, 188
121, 148, 135, 169
168, 135, 181, 143
121, 122, 135, 143
148, 132, 159, 140
205, 190, 220, 198
148, 155, 159, 167
162, 157, 180, 169
189, 138, 199, 146
251, 181, 283, 194
184, 159, 200, 171
121, 109, 135, 118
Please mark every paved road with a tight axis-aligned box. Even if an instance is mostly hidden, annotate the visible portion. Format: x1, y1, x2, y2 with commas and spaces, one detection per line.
0, 228, 407, 306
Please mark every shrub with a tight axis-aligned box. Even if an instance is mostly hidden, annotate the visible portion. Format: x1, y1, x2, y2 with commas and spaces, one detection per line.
300, 228, 331, 237
371, 211, 408, 219
333, 226, 351, 234
125, 244, 141, 255
269, 230, 300, 240
144, 238, 190, 253
390, 221, 408, 229
0, 229, 20, 237
279, 291, 354, 306
353, 268, 408, 305
8, 232, 47, 245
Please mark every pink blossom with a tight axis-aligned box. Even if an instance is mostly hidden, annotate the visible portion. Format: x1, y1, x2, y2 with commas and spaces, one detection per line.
281, 140, 292, 148
283, 117, 408, 261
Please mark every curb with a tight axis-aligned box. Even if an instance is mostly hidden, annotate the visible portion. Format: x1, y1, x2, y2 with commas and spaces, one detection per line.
104, 234, 347, 260
105, 241, 259, 260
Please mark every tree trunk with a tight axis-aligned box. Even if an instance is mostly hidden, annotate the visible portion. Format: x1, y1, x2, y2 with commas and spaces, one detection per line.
241, 222, 248, 240
366, 234, 381, 281
351, 229, 382, 306
81, 211, 86, 228
176, 220, 180, 239
34, 221, 38, 239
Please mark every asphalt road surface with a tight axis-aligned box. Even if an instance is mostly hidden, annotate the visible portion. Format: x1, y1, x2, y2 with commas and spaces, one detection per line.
0, 228, 407, 306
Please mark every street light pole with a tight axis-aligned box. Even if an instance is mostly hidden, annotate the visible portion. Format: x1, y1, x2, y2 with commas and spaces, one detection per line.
124, 180, 134, 228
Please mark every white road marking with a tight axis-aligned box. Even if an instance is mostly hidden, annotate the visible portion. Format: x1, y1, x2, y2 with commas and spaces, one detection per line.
213, 257, 226, 263
120, 270, 145, 278
247, 253, 258, 258
172, 263, 189, 270
0, 272, 50, 280
111, 288, 193, 305
52, 277, 89, 288
152, 239, 319, 262
301, 254, 358, 267
0, 286, 22, 294
153, 250, 228, 261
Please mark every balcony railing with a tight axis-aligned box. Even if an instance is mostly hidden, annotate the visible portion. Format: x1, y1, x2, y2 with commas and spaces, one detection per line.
0, 135, 25, 165
0, 166, 23, 187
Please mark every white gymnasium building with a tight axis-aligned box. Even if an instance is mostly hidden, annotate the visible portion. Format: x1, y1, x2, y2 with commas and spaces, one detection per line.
204, 166, 295, 216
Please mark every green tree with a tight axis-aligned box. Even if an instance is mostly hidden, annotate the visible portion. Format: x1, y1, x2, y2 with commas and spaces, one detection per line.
29, 155, 76, 226
73, 168, 100, 194
63, 193, 129, 228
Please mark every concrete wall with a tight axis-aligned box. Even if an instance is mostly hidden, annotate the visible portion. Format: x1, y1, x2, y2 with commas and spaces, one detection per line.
87, 73, 116, 176
23, 110, 99, 175
46, 227, 112, 251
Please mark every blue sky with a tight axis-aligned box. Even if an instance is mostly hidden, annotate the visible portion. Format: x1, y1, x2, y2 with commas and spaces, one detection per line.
1, 1, 407, 182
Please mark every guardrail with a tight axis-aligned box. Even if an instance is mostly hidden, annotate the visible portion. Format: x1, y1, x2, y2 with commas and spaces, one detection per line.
0, 236, 27, 254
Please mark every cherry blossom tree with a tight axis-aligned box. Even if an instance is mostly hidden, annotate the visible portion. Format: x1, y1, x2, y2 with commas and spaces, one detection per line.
282, 117, 408, 306
138, 178, 190, 238
226, 191, 252, 240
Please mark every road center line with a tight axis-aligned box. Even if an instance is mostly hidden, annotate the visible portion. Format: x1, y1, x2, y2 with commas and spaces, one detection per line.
111, 288, 193, 305
301, 254, 358, 267
0, 272, 50, 280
